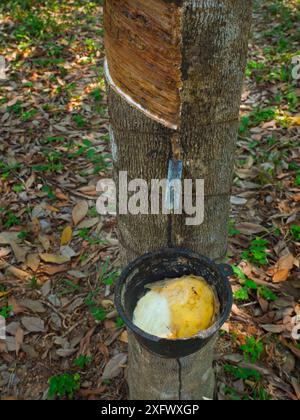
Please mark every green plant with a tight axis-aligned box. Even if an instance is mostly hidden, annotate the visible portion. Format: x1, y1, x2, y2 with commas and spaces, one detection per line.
291, 225, 300, 241
48, 373, 80, 400
232, 265, 247, 281
242, 238, 269, 266
59, 279, 81, 296
78, 228, 103, 246
68, 139, 111, 174
99, 258, 119, 286
3, 211, 21, 228
0, 284, 7, 293
73, 355, 92, 369
0, 305, 12, 319
41, 185, 56, 199
46, 42, 63, 58
42, 136, 65, 145
228, 220, 241, 237
91, 87, 102, 102
234, 288, 249, 302
239, 108, 277, 135
253, 387, 272, 401
21, 109, 37, 121
89, 306, 106, 322
18, 230, 29, 240
33, 159, 63, 173
12, 184, 25, 193
115, 317, 125, 329
234, 279, 258, 302
258, 286, 277, 302
245, 60, 266, 79
224, 386, 244, 401
78, 228, 91, 240
239, 116, 250, 135
252, 108, 276, 125
0, 160, 21, 180
232, 265, 277, 302
224, 365, 261, 382
7, 100, 22, 115
241, 337, 264, 363
88, 207, 99, 218
85, 290, 106, 322
72, 114, 86, 128
28, 276, 39, 289
102, 379, 111, 385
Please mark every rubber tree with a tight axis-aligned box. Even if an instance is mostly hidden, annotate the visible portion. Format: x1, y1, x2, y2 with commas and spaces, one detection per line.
104, 0, 252, 400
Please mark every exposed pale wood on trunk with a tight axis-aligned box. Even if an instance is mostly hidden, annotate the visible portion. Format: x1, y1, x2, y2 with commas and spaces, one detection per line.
105, 0, 252, 400
104, 0, 182, 129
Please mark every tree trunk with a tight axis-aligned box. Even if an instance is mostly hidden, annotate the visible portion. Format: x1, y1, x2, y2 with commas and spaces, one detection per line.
104, 0, 252, 400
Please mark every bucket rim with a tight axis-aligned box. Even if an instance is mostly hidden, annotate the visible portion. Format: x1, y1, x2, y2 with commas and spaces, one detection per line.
115, 247, 233, 344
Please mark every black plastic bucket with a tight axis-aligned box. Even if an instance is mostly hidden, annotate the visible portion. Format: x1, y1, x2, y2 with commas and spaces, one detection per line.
115, 248, 233, 358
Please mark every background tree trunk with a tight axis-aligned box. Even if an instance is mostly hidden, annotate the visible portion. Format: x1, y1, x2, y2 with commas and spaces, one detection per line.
104, 0, 252, 400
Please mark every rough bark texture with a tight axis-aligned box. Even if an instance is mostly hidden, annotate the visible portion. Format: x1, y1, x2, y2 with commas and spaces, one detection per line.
104, 0, 252, 400
128, 332, 217, 400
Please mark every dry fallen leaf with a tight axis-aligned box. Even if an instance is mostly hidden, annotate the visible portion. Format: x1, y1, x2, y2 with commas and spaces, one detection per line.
55, 189, 69, 201
21, 317, 45, 333
280, 337, 300, 360
102, 353, 127, 380
0, 247, 11, 258
0, 232, 20, 245
292, 193, 300, 203
5, 265, 31, 281
0, 55, 6, 80
72, 200, 89, 226
261, 324, 286, 333
39, 253, 70, 264
56, 348, 77, 357
40, 264, 69, 275
38, 234, 51, 251
20, 299, 46, 314
25, 173, 36, 189
272, 253, 295, 283
60, 245, 76, 259
291, 378, 300, 400
77, 218, 99, 229
67, 270, 87, 279
15, 327, 24, 356
8, 297, 24, 315
78, 185, 97, 195
119, 330, 128, 343
230, 196, 248, 205
289, 116, 300, 126
235, 222, 267, 235
9, 240, 28, 263
26, 254, 40, 272
0, 342, 7, 353
60, 226, 73, 246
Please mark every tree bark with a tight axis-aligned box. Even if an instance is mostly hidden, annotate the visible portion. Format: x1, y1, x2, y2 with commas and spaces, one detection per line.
104, 0, 252, 400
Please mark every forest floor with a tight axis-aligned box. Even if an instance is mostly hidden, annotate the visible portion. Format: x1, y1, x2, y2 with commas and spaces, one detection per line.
0, 0, 299, 401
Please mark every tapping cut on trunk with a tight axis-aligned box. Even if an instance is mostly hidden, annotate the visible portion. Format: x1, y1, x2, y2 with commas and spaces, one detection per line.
104, 0, 183, 129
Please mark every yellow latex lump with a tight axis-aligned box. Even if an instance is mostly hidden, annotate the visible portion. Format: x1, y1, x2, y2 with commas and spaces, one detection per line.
133, 275, 216, 339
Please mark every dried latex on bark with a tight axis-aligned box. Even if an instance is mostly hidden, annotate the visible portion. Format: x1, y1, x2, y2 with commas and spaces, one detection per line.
133, 276, 217, 339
